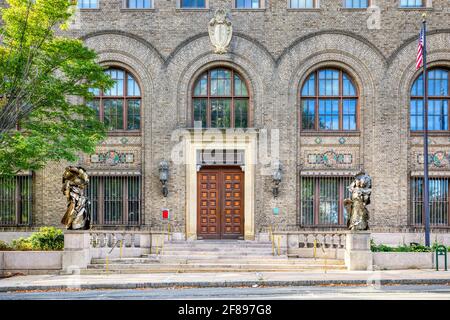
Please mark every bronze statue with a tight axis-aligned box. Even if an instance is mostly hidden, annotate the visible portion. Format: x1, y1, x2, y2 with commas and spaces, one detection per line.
344, 172, 371, 231
60, 166, 90, 230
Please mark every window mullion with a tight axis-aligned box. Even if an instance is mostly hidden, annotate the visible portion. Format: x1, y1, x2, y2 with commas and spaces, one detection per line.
207, 71, 211, 128
448, 75, 450, 132
99, 98, 104, 123
447, 178, 450, 226
124, 72, 128, 130
338, 179, 343, 225
339, 71, 343, 130
315, 71, 319, 130
231, 70, 235, 128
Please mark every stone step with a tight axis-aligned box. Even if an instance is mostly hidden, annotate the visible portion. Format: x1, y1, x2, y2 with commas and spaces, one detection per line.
157, 255, 289, 261
89, 257, 345, 266
160, 244, 273, 248
147, 250, 275, 255
86, 263, 346, 272
162, 242, 273, 248
91, 257, 344, 265
159, 250, 276, 254
158, 259, 344, 265
166, 240, 272, 244
91, 257, 160, 264
81, 267, 346, 274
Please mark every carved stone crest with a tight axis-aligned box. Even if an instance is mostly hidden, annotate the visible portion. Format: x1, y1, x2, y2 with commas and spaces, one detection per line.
208, 9, 232, 54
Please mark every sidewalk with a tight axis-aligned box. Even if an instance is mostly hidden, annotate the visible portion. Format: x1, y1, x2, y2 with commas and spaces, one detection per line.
1, 270, 450, 292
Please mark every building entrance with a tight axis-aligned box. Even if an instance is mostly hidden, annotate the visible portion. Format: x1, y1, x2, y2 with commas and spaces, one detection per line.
197, 166, 244, 239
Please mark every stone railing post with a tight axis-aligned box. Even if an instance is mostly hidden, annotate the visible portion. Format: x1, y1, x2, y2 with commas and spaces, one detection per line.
344, 231, 373, 271
62, 230, 91, 274
140, 232, 151, 250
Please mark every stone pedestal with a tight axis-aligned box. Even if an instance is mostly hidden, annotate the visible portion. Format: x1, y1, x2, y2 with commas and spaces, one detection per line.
345, 231, 373, 271
139, 233, 151, 249
62, 231, 91, 274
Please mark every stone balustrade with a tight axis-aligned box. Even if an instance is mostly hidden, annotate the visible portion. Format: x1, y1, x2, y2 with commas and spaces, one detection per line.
90, 231, 141, 249
269, 231, 348, 259
287, 232, 347, 249
88, 230, 151, 259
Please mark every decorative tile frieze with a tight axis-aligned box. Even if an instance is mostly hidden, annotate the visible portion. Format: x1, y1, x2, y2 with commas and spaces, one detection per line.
100, 136, 142, 146
300, 147, 359, 170
300, 170, 359, 177
307, 150, 353, 167
410, 136, 450, 146
300, 136, 360, 146
91, 150, 134, 165
79, 148, 141, 169
416, 151, 450, 168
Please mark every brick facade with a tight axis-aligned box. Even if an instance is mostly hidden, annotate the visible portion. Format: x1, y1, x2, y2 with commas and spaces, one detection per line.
2, 0, 450, 240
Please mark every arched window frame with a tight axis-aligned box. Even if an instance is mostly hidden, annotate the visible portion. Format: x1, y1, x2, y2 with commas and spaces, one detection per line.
91, 67, 142, 134
191, 67, 251, 128
299, 68, 360, 132
410, 67, 450, 132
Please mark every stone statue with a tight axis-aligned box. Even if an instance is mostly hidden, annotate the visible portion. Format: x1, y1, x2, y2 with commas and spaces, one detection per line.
60, 166, 90, 230
344, 172, 372, 231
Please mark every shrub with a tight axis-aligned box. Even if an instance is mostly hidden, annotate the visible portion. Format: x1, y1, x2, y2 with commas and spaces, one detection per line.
401, 243, 431, 252
29, 227, 64, 251
11, 237, 33, 251
371, 240, 432, 252
370, 240, 394, 252
0, 240, 12, 251
4, 227, 64, 251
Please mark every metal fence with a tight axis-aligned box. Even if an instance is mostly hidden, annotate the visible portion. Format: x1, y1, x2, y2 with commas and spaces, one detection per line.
0, 175, 32, 226
86, 176, 142, 226
411, 177, 449, 226
300, 176, 353, 226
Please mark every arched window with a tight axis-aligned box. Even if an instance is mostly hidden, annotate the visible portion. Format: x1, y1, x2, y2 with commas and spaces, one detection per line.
90, 68, 141, 131
192, 68, 250, 128
410, 68, 449, 131
300, 68, 358, 131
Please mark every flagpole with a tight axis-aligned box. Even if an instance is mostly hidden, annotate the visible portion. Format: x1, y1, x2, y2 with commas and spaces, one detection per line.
422, 13, 430, 247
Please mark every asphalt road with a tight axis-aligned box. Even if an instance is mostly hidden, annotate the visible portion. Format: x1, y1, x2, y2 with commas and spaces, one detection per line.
1, 284, 450, 300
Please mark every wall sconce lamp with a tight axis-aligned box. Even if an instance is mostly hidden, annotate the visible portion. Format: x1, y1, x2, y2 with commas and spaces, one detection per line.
272, 161, 282, 198
159, 160, 169, 197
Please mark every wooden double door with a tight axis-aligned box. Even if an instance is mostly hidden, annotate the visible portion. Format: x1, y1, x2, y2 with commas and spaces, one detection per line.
197, 166, 244, 239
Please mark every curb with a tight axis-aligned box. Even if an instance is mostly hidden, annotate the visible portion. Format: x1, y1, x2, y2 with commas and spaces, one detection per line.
1, 278, 450, 292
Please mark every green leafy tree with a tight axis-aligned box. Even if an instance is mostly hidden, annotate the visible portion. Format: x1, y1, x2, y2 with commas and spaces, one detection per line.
0, 0, 113, 176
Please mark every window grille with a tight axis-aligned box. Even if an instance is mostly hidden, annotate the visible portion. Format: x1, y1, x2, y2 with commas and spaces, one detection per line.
86, 175, 142, 226
300, 176, 353, 226
0, 175, 32, 226
410, 177, 449, 226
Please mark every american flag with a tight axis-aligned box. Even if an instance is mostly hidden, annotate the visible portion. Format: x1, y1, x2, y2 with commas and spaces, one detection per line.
416, 27, 425, 70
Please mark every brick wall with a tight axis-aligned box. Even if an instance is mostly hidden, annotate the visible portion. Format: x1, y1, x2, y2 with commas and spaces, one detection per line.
2, 0, 450, 235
